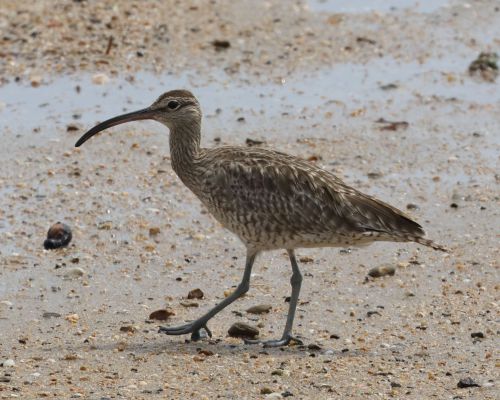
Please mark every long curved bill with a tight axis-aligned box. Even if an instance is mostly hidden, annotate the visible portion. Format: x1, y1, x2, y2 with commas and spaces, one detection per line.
75, 107, 155, 147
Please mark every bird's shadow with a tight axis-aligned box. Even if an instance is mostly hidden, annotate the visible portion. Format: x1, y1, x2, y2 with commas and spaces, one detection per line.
49, 330, 367, 361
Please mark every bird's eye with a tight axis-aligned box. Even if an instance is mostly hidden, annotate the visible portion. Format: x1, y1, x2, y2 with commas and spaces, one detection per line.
167, 100, 180, 110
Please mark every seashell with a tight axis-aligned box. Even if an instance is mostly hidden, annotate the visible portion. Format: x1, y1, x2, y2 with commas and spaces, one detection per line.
44, 222, 72, 250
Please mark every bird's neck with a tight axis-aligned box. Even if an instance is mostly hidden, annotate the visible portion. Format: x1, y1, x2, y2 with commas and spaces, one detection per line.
168, 121, 202, 187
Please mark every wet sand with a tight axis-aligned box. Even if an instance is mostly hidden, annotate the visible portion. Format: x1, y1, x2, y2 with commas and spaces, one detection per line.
0, 0, 499, 399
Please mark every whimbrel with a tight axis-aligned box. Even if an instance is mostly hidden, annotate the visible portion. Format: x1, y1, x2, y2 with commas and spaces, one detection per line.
75, 90, 446, 347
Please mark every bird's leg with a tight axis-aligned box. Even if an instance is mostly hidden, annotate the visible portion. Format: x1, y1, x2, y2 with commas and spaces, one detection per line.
245, 249, 303, 347
159, 250, 257, 341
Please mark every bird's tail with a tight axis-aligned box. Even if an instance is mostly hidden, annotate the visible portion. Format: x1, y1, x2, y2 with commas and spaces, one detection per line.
412, 237, 449, 252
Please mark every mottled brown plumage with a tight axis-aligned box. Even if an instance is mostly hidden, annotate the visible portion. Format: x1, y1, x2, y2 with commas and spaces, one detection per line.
76, 89, 446, 347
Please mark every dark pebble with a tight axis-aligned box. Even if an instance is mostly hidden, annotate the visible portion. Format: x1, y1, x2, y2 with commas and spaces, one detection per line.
367, 310, 382, 317
282, 390, 294, 397
260, 387, 273, 395
246, 137, 265, 146
390, 382, 402, 388
368, 265, 395, 278
406, 203, 419, 210
470, 332, 485, 339
180, 301, 199, 308
212, 39, 231, 50
379, 83, 398, 90
66, 124, 80, 132
149, 309, 175, 321
228, 322, 259, 339
367, 171, 383, 179
457, 377, 480, 388
330, 334, 340, 339
187, 288, 204, 300
43, 222, 72, 250
42, 312, 61, 319
119, 325, 136, 333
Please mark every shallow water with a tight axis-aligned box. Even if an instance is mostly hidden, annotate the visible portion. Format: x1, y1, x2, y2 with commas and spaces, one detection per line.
308, 0, 453, 13
1, 55, 498, 136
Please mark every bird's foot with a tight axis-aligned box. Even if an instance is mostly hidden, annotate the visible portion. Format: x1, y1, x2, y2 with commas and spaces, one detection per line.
158, 321, 212, 341
244, 333, 303, 347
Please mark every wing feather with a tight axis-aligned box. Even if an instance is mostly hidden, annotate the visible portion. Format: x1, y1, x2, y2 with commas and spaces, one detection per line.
198, 146, 424, 239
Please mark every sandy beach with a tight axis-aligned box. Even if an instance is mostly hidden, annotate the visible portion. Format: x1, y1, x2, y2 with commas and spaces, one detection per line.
0, 0, 498, 399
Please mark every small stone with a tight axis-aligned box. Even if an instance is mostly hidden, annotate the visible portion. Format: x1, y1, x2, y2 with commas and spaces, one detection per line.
245, 137, 264, 146
468, 52, 498, 82
120, 325, 136, 333
65, 313, 79, 324
379, 83, 398, 90
30, 75, 42, 87
282, 391, 294, 398
0, 377, 10, 382
192, 233, 205, 241
457, 377, 480, 388
212, 40, 231, 50
63, 353, 80, 361
180, 301, 199, 308
187, 288, 204, 300
116, 341, 127, 352
228, 322, 259, 339
44, 222, 72, 250
246, 304, 272, 314
66, 124, 80, 132
1, 359, 15, 367
149, 309, 175, 321
149, 227, 160, 236
64, 267, 85, 279
330, 334, 340, 339
471, 332, 485, 339
367, 310, 382, 317
390, 382, 402, 388
367, 172, 383, 179
368, 265, 396, 278
260, 387, 273, 395
43, 312, 61, 319
92, 73, 110, 85
97, 221, 113, 230
307, 343, 321, 351
406, 203, 419, 210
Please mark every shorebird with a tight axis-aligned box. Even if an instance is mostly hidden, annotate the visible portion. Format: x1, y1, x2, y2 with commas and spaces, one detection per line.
75, 90, 446, 347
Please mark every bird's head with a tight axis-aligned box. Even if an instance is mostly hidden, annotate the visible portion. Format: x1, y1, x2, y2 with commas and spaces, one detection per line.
75, 89, 201, 147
